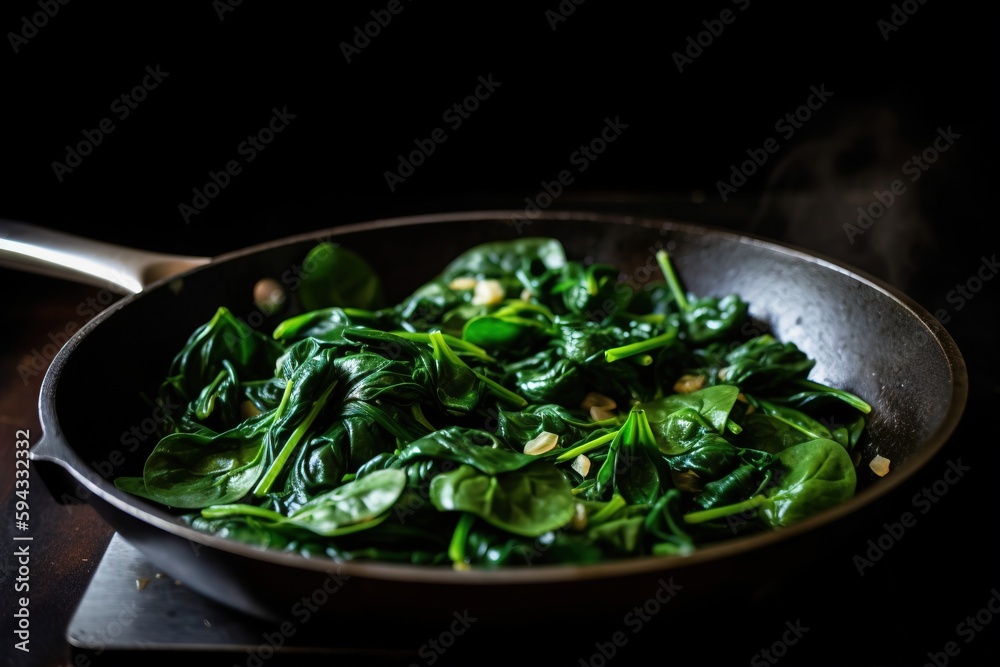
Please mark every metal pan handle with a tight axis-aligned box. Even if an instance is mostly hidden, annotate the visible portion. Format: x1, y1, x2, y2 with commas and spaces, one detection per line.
0, 219, 210, 295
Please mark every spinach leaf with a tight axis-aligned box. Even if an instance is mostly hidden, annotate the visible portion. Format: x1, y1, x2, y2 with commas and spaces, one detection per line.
720, 335, 815, 392
593, 406, 671, 505
656, 250, 748, 343
159, 306, 284, 433
746, 396, 834, 442
683, 438, 855, 530
734, 412, 811, 454
429, 462, 576, 537
203, 468, 406, 536
277, 414, 392, 512
639, 384, 740, 437
649, 408, 718, 456
552, 261, 632, 319
757, 438, 857, 528
461, 300, 554, 355
780, 378, 873, 415
134, 410, 276, 508
437, 237, 567, 283
272, 306, 398, 343
297, 242, 385, 313
397, 426, 539, 474
417, 331, 483, 416
495, 403, 606, 450
643, 488, 695, 555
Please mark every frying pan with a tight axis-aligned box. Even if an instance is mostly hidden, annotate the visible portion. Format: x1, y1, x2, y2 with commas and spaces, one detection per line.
4, 210, 967, 628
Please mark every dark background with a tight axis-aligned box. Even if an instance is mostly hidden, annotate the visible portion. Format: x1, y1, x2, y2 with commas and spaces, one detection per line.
3, 2, 995, 267
2, 2, 998, 666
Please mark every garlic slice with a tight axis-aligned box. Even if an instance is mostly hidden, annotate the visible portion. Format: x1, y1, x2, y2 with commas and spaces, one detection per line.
448, 277, 477, 291
472, 279, 505, 306
571, 454, 591, 478
524, 431, 559, 455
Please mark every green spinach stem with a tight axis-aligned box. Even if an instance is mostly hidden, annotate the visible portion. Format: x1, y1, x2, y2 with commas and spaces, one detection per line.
195, 368, 230, 419
656, 250, 690, 312
753, 396, 828, 440
589, 494, 627, 524
202, 503, 285, 522
254, 381, 338, 497
796, 379, 873, 414
448, 512, 475, 568
474, 371, 528, 408
273, 380, 294, 421
393, 331, 495, 362
430, 329, 527, 408
682, 494, 767, 524
604, 328, 678, 363
555, 429, 618, 462
492, 300, 556, 322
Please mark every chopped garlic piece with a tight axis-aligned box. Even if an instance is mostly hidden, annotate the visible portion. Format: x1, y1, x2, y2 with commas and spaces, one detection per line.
524, 431, 559, 455
472, 279, 505, 306
571, 503, 587, 531
674, 374, 707, 394
589, 406, 615, 422
581, 392, 617, 421
581, 392, 616, 410
736, 392, 756, 414
571, 454, 591, 478
448, 276, 478, 291
869, 454, 891, 477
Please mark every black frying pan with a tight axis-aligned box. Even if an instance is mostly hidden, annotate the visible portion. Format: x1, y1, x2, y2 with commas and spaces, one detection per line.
3, 210, 967, 626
